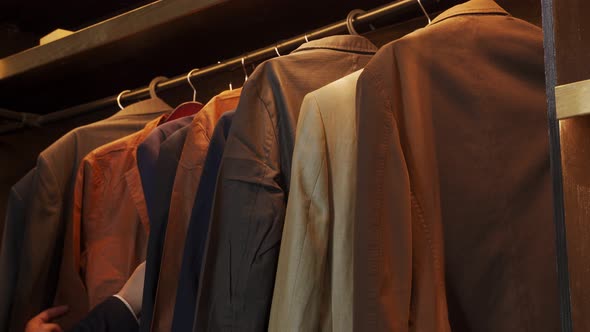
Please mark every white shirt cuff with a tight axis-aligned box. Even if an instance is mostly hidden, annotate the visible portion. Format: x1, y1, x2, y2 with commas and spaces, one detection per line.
113, 294, 139, 322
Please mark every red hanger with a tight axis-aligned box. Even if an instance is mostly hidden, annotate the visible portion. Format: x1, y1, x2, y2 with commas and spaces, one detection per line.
165, 69, 203, 123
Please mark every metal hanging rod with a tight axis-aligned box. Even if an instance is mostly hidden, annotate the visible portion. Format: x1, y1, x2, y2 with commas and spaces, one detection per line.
68, 0, 419, 109
0, 0, 422, 134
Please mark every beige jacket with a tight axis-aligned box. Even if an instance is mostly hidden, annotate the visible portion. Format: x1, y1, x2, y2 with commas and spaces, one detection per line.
269, 70, 363, 331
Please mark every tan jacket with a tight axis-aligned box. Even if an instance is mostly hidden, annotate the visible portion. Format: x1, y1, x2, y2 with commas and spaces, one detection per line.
354, 0, 558, 331
269, 70, 363, 331
151, 88, 241, 332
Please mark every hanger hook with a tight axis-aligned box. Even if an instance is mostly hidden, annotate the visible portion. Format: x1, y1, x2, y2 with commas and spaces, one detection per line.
416, 0, 431, 24
148, 76, 168, 100
241, 57, 249, 83
346, 9, 365, 35
304, 33, 310, 43
274, 46, 281, 57
117, 90, 131, 110
187, 68, 199, 102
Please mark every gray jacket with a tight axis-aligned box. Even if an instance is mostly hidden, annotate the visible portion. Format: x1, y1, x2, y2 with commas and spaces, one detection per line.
0, 97, 170, 331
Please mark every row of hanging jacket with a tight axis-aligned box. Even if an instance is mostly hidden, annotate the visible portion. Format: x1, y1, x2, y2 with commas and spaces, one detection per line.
0, 0, 561, 331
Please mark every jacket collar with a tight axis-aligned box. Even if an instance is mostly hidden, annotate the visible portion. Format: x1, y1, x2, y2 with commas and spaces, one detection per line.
114, 97, 172, 118
130, 114, 166, 146
430, 0, 509, 26
292, 35, 378, 55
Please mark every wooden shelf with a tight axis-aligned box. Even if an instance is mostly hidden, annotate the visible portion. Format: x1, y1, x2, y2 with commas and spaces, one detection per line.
0, 0, 225, 81
0, 0, 539, 114
0, 0, 399, 113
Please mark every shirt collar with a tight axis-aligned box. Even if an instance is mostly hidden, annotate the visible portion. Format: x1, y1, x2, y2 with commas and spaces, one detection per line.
114, 97, 172, 118
430, 0, 509, 26
292, 35, 378, 54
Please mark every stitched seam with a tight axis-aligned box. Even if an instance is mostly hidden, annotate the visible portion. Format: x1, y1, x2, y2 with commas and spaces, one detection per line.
255, 80, 280, 152
361, 67, 392, 331
410, 193, 442, 287
40, 152, 63, 198
216, 93, 241, 101
431, 8, 508, 25
197, 121, 213, 143
178, 125, 207, 169
293, 46, 377, 55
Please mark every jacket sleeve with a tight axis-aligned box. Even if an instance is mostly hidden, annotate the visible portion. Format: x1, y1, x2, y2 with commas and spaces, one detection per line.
9, 156, 71, 331
195, 80, 284, 332
67, 297, 138, 332
268, 94, 331, 331
353, 61, 414, 332
0, 169, 35, 331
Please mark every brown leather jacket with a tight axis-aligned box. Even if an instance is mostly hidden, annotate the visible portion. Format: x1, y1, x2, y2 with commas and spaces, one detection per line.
354, 0, 558, 331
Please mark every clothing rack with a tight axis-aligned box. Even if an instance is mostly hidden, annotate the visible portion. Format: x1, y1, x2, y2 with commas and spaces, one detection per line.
0, 0, 421, 134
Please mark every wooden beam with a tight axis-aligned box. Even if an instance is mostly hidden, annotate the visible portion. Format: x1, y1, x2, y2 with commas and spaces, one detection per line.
556, 79, 590, 120
0, 0, 401, 113
0, 0, 226, 80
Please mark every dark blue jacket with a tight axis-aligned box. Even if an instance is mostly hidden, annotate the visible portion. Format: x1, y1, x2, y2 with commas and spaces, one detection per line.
68, 297, 137, 332
140, 124, 192, 332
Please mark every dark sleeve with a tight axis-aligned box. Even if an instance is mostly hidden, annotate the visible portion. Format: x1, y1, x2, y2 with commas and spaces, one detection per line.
195, 82, 286, 332
67, 297, 138, 332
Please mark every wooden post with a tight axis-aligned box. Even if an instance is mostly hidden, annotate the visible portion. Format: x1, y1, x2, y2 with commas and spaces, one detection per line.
543, 0, 590, 330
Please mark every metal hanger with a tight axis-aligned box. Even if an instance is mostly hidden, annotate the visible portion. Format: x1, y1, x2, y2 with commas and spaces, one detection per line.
241, 57, 249, 83
274, 46, 281, 57
117, 90, 131, 110
166, 73, 201, 123
416, 0, 432, 24
187, 68, 199, 101
346, 9, 365, 35
215, 60, 234, 90
346, 9, 376, 35
148, 76, 168, 100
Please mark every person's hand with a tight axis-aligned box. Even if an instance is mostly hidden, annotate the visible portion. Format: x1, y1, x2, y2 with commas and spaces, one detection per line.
116, 261, 146, 317
25, 306, 69, 332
